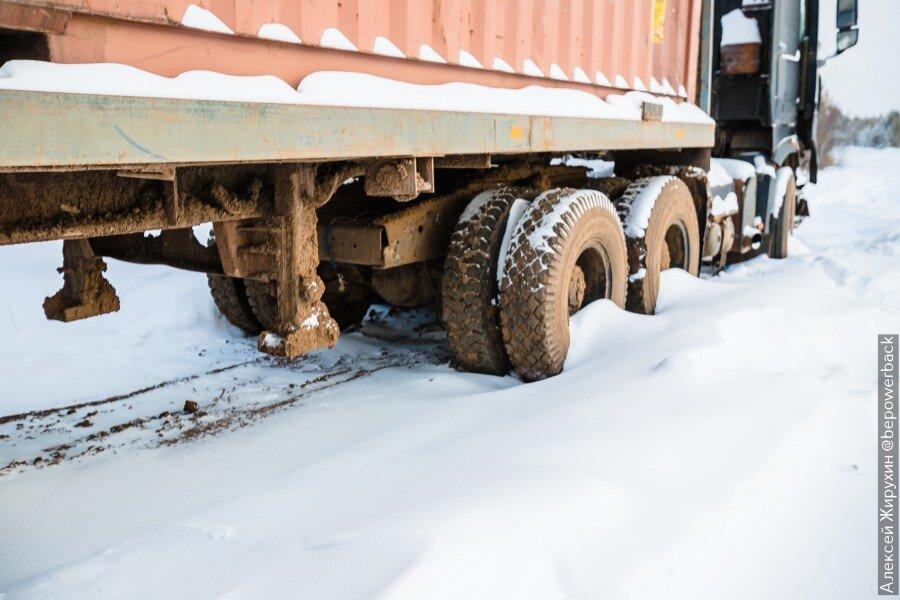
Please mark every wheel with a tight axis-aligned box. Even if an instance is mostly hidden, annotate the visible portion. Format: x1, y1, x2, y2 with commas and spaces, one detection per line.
245, 274, 372, 332
320, 267, 375, 331
768, 169, 796, 259
499, 188, 628, 382
442, 187, 532, 375
206, 274, 263, 336
616, 176, 700, 315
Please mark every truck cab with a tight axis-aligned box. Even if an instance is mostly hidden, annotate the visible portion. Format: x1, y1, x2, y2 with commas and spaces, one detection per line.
706, 0, 859, 259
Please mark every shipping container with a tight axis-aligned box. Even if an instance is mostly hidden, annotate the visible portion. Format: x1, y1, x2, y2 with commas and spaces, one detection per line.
0, 0, 701, 100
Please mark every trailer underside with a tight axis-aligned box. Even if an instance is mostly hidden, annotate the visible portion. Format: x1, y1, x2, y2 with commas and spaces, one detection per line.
0, 87, 716, 373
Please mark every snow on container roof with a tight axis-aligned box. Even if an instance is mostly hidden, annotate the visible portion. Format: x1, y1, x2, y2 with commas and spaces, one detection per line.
3, 0, 704, 104
0, 61, 713, 125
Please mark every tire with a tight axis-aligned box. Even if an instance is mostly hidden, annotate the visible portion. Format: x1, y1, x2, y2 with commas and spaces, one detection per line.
499, 188, 628, 382
616, 177, 701, 315
323, 296, 372, 331
245, 277, 371, 332
206, 274, 263, 336
768, 170, 796, 259
442, 188, 532, 375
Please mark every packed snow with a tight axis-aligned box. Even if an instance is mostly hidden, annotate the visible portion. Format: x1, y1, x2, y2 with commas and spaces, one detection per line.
492, 57, 515, 73
417, 44, 447, 64
517, 189, 617, 257
710, 191, 740, 217
712, 157, 758, 181
457, 50, 484, 69
180, 4, 234, 35
455, 189, 497, 226
720, 8, 762, 46
549, 63, 569, 80
707, 159, 736, 187
319, 28, 358, 52
372, 36, 405, 58
549, 155, 616, 178
522, 59, 545, 77
0, 60, 712, 124
572, 67, 592, 84
1, 148, 895, 598
754, 154, 778, 178
772, 166, 795, 216
496, 199, 531, 285
257, 23, 301, 44
627, 267, 647, 282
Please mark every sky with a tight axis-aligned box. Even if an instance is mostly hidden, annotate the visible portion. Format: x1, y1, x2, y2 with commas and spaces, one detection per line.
818, 0, 900, 117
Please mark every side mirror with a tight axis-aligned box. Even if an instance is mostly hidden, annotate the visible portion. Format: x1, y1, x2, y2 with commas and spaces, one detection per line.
835, 0, 859, 55
836, 28, 859, 54
836, 0, 858, 30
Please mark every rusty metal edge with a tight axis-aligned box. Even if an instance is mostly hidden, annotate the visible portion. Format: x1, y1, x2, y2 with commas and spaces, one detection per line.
0, 1, 69, 33
0, 89, 714, 170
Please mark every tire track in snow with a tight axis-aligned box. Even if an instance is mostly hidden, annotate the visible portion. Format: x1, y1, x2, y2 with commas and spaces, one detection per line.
1, 312, 449, 476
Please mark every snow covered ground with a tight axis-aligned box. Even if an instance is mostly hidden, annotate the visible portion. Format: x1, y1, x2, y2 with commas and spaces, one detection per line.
1, 147, 897, 599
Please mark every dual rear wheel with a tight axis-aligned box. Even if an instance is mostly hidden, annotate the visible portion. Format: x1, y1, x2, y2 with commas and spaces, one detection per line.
443, 177, 700, 381
208, 176, 705, 382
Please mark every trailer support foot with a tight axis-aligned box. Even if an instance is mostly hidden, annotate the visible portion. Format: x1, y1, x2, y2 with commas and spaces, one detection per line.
257, 165, 345, 359
43, 239, 120, 322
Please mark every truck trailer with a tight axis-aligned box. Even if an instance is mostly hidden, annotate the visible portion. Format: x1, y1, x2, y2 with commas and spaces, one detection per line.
0, 0, 858, 381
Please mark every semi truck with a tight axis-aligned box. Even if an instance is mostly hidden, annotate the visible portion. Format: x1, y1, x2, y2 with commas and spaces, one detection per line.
0, 0, 858, 381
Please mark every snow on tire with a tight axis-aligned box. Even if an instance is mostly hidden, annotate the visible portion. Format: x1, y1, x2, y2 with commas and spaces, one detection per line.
442, 187, 532, 375
616, 176, 700, 315
499, 188, 628, 382
767, 169, 796, 259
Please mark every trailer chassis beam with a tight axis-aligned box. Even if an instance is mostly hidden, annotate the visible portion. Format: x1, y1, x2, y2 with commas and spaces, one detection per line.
0, 90, 715, 172
0, 167, 267, 246
89, 229, 222, 274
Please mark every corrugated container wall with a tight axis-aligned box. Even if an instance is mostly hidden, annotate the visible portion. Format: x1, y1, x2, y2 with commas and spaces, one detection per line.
5, 0, 703, 101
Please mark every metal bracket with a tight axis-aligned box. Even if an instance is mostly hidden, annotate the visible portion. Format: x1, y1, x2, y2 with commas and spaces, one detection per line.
117, 167, 180, 224
364, 157, 434, 202
641, 102, 663, 121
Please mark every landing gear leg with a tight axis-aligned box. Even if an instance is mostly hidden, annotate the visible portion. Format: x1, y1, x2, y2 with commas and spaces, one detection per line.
257, 165, 343, 358
44, 239, 120, 322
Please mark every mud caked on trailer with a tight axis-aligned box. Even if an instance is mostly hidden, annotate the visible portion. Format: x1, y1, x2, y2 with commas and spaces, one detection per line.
0, 0, 858, 380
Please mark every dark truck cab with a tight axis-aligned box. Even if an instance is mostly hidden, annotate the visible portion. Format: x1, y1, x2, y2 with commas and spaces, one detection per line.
711, 0, 859, 181
703, 0, 858, 259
